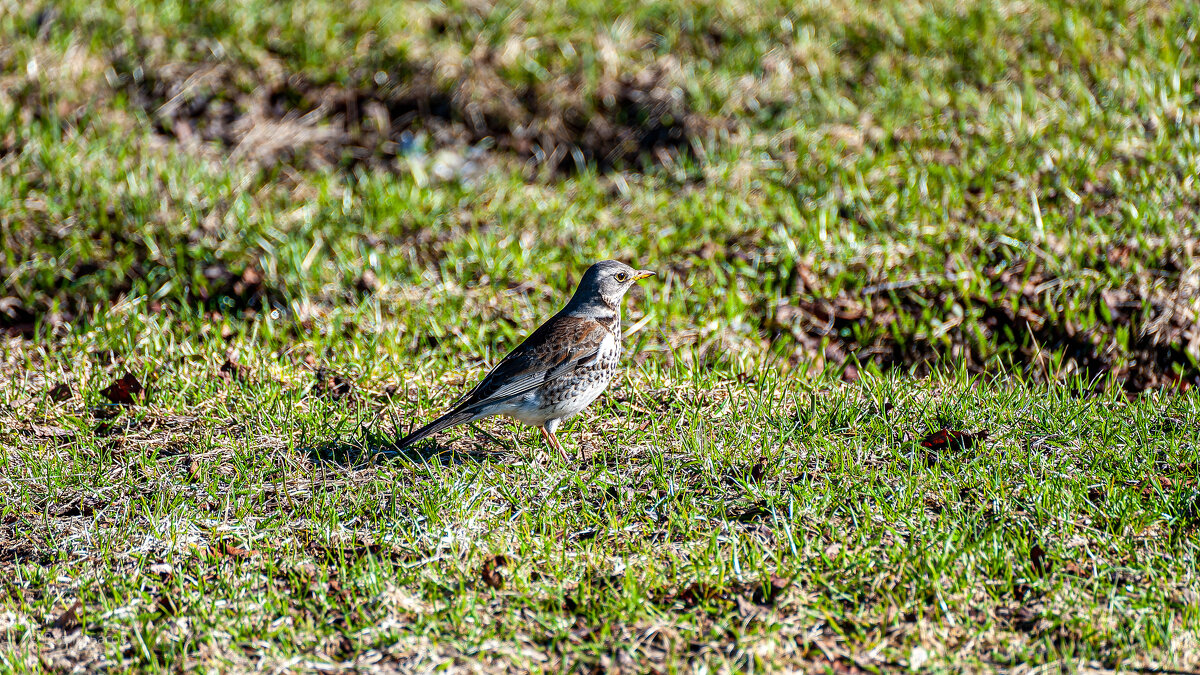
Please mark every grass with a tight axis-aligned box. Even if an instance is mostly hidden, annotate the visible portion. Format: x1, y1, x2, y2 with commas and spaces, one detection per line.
4, 0, 1199, 383
2, 332, 1198, 671
2, 0, 1200, 671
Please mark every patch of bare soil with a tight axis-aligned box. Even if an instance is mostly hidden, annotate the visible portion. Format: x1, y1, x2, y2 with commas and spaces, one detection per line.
112, 52, 711, 176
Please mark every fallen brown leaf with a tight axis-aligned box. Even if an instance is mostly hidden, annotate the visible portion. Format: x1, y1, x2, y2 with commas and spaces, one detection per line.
481, 554, 509, 590
1166, 372, 1193, 393
920, 428, 989, 451
101, 373, 144, 405
1060, 561, 1092, 578
51, 599, 82, 630
219, 356, 250, 382
1030, 543, 1051, 576
751, 574, 788, 605
314, 367, 354, 400
47, 383, 72, 402
209, 541, 258, 559
750, 457, 767, 483
19, 424, 74, 442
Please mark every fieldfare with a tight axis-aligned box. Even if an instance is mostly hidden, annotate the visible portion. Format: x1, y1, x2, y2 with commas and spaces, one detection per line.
395, 260, 654, 458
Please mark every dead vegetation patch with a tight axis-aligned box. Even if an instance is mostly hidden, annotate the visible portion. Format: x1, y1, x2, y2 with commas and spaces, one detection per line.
112, 52, 713, 177
770, 255, 1200, 392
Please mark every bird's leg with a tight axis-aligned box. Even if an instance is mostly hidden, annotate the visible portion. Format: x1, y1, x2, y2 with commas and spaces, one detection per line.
537, 426, 556, 460
541, 426, 570, 461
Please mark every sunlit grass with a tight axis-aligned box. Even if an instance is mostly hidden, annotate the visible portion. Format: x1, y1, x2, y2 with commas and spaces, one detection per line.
2, 0, 1199, 670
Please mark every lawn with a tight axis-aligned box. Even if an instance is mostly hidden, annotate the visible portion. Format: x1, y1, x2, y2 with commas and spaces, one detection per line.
2, 0, 1199, 671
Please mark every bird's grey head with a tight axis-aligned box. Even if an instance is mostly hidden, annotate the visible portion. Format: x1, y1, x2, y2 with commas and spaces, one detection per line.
566, 260, 655, 315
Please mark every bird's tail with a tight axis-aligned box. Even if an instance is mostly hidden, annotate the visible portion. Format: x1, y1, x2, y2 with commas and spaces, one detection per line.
393, 407, 480, 450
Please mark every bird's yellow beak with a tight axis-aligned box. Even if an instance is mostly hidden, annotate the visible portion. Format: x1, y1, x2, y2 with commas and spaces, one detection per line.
633, 270, 656, 281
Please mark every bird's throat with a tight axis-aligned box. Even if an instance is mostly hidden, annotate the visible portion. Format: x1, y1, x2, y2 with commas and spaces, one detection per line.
594, 311, 620, 333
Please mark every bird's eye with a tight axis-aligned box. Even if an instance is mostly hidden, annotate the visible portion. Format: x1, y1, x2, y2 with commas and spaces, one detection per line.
615, 272, 628, 282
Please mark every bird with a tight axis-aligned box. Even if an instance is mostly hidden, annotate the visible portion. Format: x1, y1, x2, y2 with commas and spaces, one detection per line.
394, 260, 655, 459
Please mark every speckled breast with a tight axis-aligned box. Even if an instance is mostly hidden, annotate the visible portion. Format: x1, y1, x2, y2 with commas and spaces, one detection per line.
538, 330, 621, 418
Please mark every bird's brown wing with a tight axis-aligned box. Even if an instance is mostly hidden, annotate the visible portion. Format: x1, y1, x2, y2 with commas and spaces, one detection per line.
450, 314, 610, 412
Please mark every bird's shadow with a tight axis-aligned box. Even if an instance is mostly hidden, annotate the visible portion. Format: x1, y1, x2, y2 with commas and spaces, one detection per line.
299, 425, 514, 468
